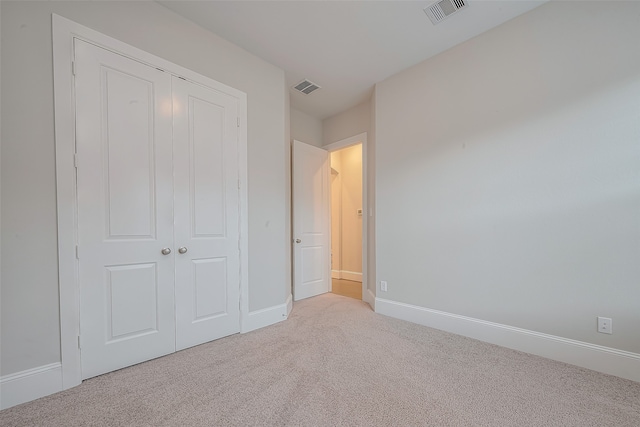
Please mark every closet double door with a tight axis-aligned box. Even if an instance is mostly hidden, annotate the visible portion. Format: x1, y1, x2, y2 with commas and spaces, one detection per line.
74, 40, 240, 379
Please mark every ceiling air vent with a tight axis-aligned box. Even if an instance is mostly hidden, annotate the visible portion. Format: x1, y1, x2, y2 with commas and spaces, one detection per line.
293, 79, 321, 95
424, 0, 468, 25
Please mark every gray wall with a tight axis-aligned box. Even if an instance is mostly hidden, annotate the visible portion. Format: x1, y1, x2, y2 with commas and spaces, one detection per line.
291, 108, 323, 147
0, 1, 289, 376
375, 1, 640, 353
368, 93, 376, 296
322, 100, 374, 299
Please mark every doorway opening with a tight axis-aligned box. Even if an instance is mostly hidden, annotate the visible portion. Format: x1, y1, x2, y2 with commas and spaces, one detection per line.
330, 143, 363, 300
291, 132, 370, 307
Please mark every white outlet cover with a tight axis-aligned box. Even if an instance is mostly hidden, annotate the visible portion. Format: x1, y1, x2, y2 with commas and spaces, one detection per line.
597, 317, 613, 334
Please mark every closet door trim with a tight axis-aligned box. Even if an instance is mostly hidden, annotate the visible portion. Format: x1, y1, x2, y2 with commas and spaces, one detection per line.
53, 14, 249, 391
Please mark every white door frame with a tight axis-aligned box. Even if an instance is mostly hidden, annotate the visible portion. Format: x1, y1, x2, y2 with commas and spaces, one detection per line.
52, 15, 249, 391
324, 132, 373, 308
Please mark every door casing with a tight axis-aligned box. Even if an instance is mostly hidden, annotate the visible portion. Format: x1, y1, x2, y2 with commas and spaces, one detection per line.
53, 15, 249, 390
290, 133, 372, 307
324, 133, 372, 308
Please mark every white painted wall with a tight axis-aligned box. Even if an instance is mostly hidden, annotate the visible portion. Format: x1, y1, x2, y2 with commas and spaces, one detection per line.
375, 1, 640, 354
323, 101, 370, 147
0, 1, 288, 376
291, 108, 323, 148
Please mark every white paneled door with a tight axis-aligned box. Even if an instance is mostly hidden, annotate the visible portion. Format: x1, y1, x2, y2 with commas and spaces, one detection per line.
75, 39, 240, 379
172, 76, 240, 351
292, 140, 331, 301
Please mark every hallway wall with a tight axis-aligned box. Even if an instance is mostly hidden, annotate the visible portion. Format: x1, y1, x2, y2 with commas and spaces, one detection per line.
330, 145, 363, 281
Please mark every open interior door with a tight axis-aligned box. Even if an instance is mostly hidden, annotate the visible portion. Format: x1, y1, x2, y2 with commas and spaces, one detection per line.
292, 140, 330, 301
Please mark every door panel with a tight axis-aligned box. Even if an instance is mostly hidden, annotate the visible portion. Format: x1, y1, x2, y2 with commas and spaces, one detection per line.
293, 140, 330, 301
173, 77, 240, 351
106, 263, 158, 340
75, 39, 175, 379
190, 98, 226, 237
193, 258, 228, 319
103, 68, 156, 238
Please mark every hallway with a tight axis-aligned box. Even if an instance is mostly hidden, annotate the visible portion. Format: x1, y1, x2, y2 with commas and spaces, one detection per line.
331, 278, 362, 300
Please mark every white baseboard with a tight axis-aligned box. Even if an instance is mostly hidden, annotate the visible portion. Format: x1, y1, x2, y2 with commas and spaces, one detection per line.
363, 288, 376, 310
1, 295, 295, 409
332, 270, 362, 281
341, 270, 362, 282
241, 294, 292, 333
375, 298, 640, 383
0, 363, 63, 410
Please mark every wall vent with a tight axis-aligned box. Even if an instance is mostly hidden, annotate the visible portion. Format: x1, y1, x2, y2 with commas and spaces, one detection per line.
293, 79, 321, 95
424, 0, 468, 25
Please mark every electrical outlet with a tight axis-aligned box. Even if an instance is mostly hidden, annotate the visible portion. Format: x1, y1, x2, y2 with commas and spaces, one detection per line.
597, 317, 612, 334
380, 280, 388, 292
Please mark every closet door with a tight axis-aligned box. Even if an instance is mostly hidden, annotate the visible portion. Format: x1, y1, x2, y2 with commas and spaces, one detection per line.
172, 77, 241, 350
75, 40, 176, 379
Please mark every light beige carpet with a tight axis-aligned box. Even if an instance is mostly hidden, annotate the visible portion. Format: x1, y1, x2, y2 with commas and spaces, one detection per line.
2, 293, 639, 426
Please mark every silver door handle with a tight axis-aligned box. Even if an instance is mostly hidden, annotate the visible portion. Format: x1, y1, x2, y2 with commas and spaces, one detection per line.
295, 239, 301, 243
161, 248, 171, 255
178, 247, 188, 254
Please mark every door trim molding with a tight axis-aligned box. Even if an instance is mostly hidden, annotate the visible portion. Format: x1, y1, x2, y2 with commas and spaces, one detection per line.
53, 14, 248, 392
324, 133, 371, 308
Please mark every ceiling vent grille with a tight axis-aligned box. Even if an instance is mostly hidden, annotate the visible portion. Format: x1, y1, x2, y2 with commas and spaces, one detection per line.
424, 0, 468, 25
293, 79, 321, 95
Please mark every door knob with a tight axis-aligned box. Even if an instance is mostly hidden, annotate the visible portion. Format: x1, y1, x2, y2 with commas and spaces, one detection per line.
178, 247, 188, 254
161, 248, 171, 255
295, 239, 301, 243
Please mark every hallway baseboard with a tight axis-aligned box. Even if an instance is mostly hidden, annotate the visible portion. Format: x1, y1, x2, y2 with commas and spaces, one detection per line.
331, 270, 362, 282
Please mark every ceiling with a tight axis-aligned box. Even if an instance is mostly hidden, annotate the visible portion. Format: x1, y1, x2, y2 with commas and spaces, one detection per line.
159, 1, 547, 120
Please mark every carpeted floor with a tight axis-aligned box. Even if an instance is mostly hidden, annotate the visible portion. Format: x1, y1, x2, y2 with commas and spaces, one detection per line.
2, 293, 639, 426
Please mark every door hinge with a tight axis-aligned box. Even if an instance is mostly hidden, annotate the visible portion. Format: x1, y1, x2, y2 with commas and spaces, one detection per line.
237, 179, 240, 190
72, 61, 76, 76
237, 117, 240, 128
74, 153, 79, 168
75, 245, 79, 259
78, 335, 81, 349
